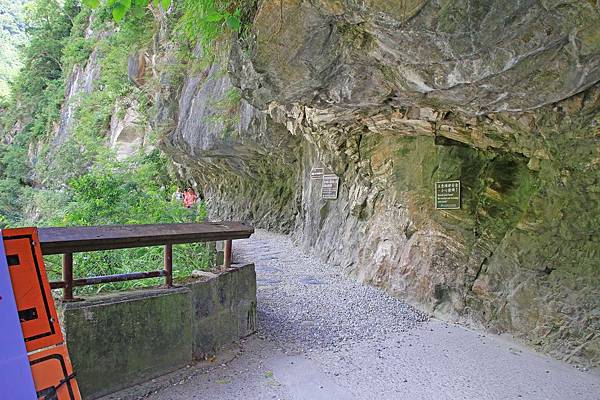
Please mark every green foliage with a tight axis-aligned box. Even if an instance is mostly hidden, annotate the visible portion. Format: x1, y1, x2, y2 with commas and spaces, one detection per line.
0, 0, 214, 294
175, 0, 241, 50
0, 214, 11, 229
43, 151, 212, 294
61, 154, 178, 226
62, 37, 94, 69
82, 0, 172, 22
96, 10, 154, 95
33, 7, 155, 188
3, 0, 80, 139
80, 0, 243, 52
222, 86, 242, 107
0, 179, 27, 226
19, 0, 79, 93
81, 0, 245, 40
0, 0, 83, 227
0, 0, 27, 96
0, 127, 32, 224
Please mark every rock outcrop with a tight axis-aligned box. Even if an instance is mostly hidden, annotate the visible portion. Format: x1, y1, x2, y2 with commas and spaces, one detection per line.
51, 47, 101, 151
162, 56, 301, 232
109, 100, 149, 160
159, 0, 600, 367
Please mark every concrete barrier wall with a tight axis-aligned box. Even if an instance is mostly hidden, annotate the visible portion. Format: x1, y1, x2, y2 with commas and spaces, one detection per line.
59, 263, 256, 399
188, 262, 257, 358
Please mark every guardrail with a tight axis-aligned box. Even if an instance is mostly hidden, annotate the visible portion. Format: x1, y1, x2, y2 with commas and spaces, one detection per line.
38, 222, 254, 301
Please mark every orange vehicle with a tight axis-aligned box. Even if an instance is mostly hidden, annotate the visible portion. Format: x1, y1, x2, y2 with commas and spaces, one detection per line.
3, 228, 63, 352
29, 345, 81, 400
2, 228, 81, 400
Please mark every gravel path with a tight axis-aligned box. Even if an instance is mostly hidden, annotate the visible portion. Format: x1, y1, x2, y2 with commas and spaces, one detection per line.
125, 230, 599, 400
242, 231, 428, 350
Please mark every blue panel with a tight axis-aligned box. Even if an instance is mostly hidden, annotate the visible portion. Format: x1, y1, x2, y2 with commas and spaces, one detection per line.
0, 231, 37, 399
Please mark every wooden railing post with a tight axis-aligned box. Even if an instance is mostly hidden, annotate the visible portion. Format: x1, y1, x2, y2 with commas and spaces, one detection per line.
164, 244, 173, 288
63, 253, 74, 301
224, 239, 232, 269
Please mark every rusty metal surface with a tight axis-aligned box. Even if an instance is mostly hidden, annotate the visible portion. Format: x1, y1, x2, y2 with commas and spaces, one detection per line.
62, 253, 74, 301
164, 244, 173, 288
224, 239, 232, 269
50, 271, 166, 289
38, 222, 254, 255
41, 222, 253, 299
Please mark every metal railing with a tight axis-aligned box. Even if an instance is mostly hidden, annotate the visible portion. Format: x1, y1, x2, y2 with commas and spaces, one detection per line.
38, 222, 254, 301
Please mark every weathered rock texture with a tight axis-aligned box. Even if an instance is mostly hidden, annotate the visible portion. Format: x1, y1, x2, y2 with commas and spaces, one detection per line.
109, 100, 150, 160
55, 48, 101, 147
162, 56, 301, 232
161, 0, 600, 367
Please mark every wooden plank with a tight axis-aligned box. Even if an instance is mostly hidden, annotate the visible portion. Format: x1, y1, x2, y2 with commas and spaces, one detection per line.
38, 222, 254, 255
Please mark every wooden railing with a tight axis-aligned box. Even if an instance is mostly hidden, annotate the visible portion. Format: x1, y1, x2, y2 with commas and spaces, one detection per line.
38, 222, 254, 300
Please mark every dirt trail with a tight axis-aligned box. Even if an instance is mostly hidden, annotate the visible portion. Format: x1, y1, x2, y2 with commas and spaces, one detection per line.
116, 230, 600, 400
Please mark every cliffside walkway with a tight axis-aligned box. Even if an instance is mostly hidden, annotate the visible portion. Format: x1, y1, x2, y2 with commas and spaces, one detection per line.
116, 230, 599, 400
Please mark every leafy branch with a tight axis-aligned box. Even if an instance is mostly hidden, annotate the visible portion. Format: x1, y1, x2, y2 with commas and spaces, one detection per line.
82, 0, 172, 22
81, 0, 243, 36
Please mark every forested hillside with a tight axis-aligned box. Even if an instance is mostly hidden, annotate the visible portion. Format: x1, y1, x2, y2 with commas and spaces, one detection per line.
0, 0, 27, 96
0, 0, 214, 291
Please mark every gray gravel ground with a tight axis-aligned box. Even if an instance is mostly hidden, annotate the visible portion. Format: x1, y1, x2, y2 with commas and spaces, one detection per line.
245, 231, 428, 350
118, 230, 600, 400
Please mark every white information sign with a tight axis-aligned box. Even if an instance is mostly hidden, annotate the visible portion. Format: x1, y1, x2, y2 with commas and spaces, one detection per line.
435, 180, 461, 210
322, 174, 340, 200
310, 167, 324, 180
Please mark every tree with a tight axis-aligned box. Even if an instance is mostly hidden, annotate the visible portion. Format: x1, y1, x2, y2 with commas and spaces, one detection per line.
17, 0, 79, 96
0, 0, 28, 96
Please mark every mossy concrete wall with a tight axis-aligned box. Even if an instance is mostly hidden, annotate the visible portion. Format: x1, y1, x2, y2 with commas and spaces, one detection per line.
188, 261, 257, 359
60, 263, 257, 399
61, 288, 192, 399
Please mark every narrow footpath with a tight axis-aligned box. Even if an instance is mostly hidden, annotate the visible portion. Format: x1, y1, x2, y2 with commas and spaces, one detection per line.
122, 230, 599, 400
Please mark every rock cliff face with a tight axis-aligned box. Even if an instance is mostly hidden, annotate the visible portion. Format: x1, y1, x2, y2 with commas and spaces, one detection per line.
162, 55, 302, 232
161, 0, 600, 367
49, 26, 150, 166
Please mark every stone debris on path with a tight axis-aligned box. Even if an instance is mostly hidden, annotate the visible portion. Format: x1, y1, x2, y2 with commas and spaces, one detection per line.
128, 230, 600, 400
